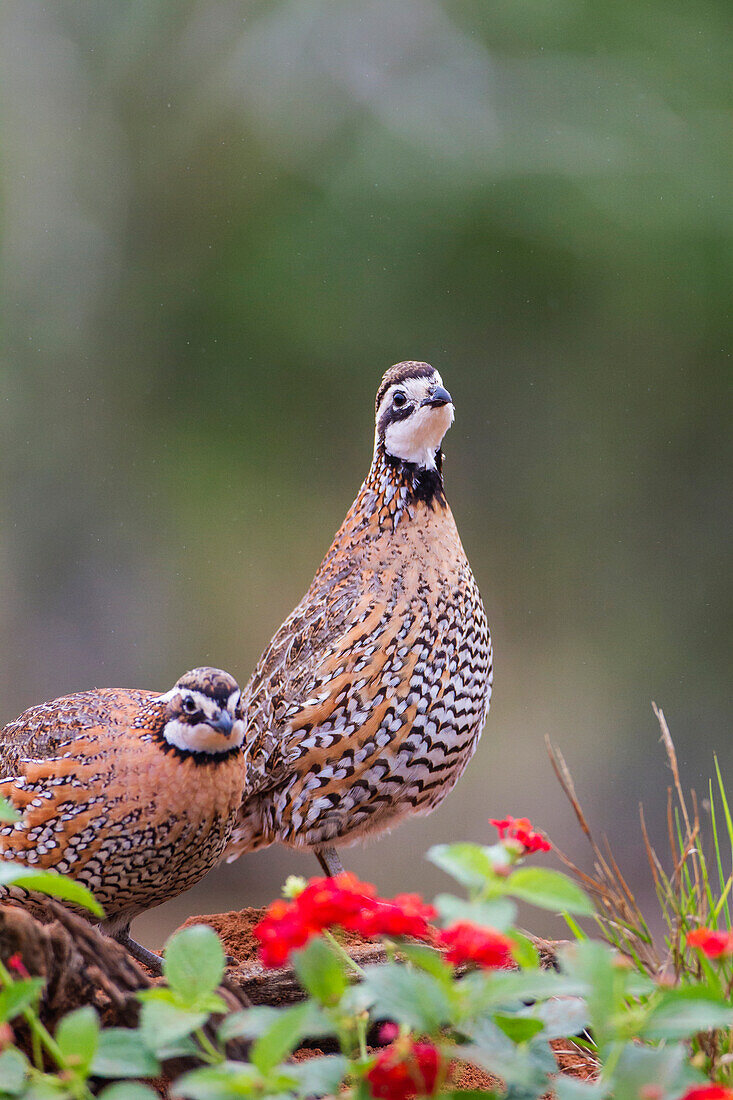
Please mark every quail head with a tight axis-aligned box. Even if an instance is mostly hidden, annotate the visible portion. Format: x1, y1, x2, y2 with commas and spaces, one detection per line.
229, 361, 493, 876
0, 667, 245, 969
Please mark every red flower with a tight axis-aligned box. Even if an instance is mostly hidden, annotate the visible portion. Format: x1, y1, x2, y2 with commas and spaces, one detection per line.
679, 1088, 733, 1100
6, 954, 29, 979
687, 928, 733, 959
253, 898, 315, 968
366, 1040, 441, 1099
254, 876, 438, 968
490, 816, 551, 853
296, 873, 376, 928
351, 894, 437, 942
438, 922, 515, 969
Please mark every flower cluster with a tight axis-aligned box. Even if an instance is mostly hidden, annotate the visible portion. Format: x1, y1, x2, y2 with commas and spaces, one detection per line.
366, 1037, 442, 1100
687, 928, 733, 959
438, 921, 515, 970
254, 874, 437, 968
490, 816, 551, 854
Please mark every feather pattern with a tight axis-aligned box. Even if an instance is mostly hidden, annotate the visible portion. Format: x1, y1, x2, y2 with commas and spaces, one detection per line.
0, 672, 245, 932
228, 363, 492, 857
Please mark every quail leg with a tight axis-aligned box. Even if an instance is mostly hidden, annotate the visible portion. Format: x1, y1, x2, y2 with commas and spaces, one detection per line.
114, 926, 164, 974
315, 845, 345, 877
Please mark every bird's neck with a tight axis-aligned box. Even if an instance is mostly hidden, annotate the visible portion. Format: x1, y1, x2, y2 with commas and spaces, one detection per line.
314, 444, 450, 579
351, 443, 447, 530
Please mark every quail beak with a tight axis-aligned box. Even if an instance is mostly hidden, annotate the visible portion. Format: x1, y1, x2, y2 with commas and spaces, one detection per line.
421, 385, 453, 409
211, 709, 234, 737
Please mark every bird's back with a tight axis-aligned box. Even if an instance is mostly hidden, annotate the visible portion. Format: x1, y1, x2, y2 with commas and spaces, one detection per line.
0, 688, 155, 777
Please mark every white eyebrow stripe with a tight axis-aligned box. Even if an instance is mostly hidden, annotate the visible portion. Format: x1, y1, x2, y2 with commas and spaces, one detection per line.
376, 372, 442, 422
186, 690, 217, 711
153, 688, 222, 713
153, 689, 176, 704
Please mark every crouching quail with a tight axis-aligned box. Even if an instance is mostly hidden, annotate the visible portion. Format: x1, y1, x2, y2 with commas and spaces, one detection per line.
0, 667, 244, 970
228, 361, 493, 875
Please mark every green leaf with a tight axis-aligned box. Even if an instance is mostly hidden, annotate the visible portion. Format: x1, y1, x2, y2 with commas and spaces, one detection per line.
457, 968, 584, 1022
505, 931, 540, 969
171, 1062, 270, 1098
250, 1002, 318, 1074
339, 982, 374, 1016
0, 1048, 28, 1095
610, 1042, 704, 1100
153, 1036, 201, 1062
91, 1028, 161, 1078
459, 1018, 553, 1091
554, 1080, 607, 1100
286, 1054, 349, 1098
361, 963, 452, 1031
435, 894, 517, 932
164, 925, 225, 1005
139, 984, 225, 1015
55, 1006, 99, 1075
17, 1084, 62, 1100
555, 940, 617, 1051
0, 978, 45, 1022
427, 843, 504, 890
506, 868, 594, 916
641, 988, 733, 1041
138, 999, 210, 1051
493, 1013, 545, 1044
217, 1006, 280, 1043
292, 937, 346, 1006
533, 995, 589, 1040
441, 1093, 501, 1099
99, 1086, 160, 1100
0, 864, 103, 917
0, 796, 19, 823
220, 1001, 330, 1048
396, 942, 454, 984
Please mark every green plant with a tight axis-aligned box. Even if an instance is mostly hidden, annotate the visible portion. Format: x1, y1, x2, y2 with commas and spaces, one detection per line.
2, 811, 732, 1098
550, 705, 733, 1082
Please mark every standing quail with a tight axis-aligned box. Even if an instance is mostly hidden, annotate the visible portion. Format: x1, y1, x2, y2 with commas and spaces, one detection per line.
0, 667, 244, 970
229, 361, 493, 875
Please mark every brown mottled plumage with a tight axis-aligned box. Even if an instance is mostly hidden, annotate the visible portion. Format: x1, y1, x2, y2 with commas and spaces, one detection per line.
228, 362, 493, 873
0, 667, 244, 968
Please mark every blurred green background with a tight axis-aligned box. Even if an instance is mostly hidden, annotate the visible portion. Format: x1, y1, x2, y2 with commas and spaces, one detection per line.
0, 1, 730, 947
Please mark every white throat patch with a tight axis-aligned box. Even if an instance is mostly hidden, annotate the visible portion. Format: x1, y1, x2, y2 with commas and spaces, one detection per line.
383, 402, 454, 468
163, 717, 245, 755
376, 371, 454, 469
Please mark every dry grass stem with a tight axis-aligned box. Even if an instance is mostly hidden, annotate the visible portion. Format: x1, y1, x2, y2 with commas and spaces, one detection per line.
547, 704, 731, 980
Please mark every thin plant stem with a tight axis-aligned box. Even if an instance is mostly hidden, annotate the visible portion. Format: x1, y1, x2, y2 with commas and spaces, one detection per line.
324, 930, 365, 977
0, 958, 94, 1100
195, 1027, 224, 1064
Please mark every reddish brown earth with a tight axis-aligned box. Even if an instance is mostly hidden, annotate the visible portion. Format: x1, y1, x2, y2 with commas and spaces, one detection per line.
179, 905, 376, 967
153, 907, 598, 1094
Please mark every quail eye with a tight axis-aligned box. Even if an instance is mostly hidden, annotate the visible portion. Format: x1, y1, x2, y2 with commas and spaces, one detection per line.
392, 390, 407, 408
182, 697, 198, 716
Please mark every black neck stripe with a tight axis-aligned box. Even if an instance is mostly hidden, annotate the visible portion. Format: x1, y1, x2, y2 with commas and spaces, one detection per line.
383, 449, 446, 508
152, 730, 242, 766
